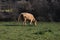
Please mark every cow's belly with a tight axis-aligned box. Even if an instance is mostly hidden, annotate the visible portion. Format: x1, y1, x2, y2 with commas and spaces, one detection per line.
26, 17, 34, 20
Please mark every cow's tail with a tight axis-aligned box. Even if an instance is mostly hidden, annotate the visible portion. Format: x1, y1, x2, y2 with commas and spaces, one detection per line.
18, 14, 22, 22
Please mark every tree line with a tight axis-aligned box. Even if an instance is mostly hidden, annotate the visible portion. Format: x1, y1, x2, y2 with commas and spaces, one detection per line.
0, 0, 60, 22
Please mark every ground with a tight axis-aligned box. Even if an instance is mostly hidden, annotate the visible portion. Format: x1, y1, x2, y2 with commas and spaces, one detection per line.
0, 22, 60, 40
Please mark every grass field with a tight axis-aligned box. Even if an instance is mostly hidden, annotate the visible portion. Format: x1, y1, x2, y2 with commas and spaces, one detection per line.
0, 22, 60, 40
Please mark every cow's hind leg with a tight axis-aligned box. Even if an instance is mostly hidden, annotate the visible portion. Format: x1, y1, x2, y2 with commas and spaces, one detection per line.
23, 18, 27, 25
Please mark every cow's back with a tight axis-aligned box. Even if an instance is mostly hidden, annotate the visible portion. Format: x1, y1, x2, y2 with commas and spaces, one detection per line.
21, 13, 35, 20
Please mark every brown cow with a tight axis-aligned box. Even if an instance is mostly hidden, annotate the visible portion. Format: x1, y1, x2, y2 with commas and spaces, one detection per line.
18, 12, 37, 26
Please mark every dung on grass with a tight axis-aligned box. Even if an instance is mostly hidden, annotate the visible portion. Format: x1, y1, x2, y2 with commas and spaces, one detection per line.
33, 29, 52, 35
33, 31, 45, 35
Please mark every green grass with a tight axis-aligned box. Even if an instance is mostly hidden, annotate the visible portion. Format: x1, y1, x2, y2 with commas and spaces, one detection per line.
0, 22, 60, 40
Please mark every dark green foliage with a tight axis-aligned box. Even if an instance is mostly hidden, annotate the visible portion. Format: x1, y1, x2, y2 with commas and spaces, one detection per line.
0, 0, 60, 21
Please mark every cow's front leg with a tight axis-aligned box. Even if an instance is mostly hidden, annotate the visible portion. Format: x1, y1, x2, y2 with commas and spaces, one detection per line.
30, 20, 32, 25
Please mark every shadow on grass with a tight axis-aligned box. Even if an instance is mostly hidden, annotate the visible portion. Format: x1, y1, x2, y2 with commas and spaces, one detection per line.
0, 24, 35, 27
